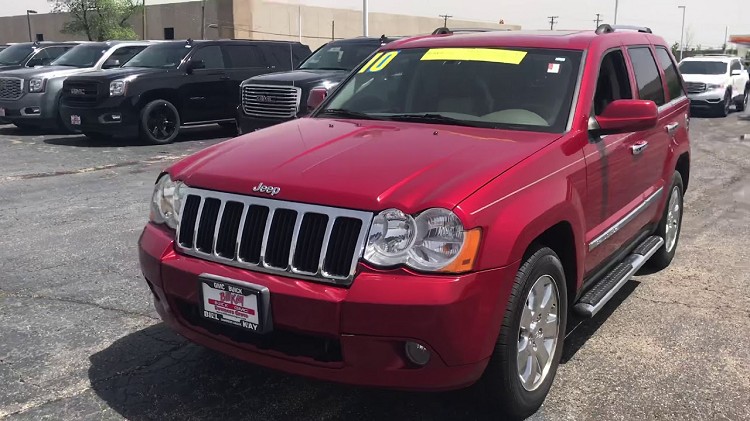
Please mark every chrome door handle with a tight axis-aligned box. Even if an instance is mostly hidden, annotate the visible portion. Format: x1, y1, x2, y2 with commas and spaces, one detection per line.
632, 141, 648, 155
665, 122, 679, 135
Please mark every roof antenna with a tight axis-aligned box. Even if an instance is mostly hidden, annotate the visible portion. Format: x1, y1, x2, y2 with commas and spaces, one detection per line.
186, 38, 193, 45
380, 34, 386, 44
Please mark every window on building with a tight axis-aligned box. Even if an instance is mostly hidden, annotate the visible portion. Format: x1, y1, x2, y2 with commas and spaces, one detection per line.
628, 47, 665, 106
164, 28, 175, 40
35, 34, 44, 41
655, 47, 685, 102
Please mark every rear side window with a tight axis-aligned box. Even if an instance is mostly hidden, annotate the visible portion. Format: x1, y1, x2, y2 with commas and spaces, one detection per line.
260, 45, 293, 70
628, 47, 665, 106
731, 60, 741, 72
654, 47, 685, 102
224, 45, 267, 68
191, 45, 224, 69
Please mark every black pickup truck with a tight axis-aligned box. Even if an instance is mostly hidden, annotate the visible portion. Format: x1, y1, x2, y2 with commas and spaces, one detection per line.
236, 36, 398, 134
59, 39, 310, 144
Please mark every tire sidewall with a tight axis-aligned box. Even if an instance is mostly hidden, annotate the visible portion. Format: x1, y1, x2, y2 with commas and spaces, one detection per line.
140, 100, 180, 144
651, 172, 684, 267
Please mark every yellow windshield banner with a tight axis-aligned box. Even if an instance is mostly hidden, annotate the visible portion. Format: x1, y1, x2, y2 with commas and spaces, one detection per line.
359, 51, 400, 73
420, 48, 527, 65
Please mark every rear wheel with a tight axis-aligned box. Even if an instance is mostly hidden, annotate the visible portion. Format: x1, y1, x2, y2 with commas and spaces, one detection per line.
477, 246, 567, 420
139, 99, 180, 144
647, 171, 684, 270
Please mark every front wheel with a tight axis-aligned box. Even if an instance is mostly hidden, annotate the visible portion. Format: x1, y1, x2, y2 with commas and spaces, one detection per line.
737, 87, 749, 112
139, 99, 180, 144
477, 246, 567, 420
717, 90, 731, 117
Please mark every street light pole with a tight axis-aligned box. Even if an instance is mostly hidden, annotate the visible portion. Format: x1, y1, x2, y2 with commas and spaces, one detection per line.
363, 0, 368, 36
201, 0, 206, 39
614, 0, 618, 25
678, 6, 686, 61
26, 10, 37, 42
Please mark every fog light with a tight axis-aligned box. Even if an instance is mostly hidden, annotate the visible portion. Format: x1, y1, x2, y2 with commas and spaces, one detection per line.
405, 341, 430, 366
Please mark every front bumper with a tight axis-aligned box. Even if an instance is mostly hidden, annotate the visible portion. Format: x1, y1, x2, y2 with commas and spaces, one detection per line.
138, 222, 517, 391
0, 93, 58, 128
59, 97, 139, 137
687, 89, 726, 109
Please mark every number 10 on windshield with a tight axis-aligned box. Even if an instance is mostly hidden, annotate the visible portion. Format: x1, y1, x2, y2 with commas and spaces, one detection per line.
359, 51, 400, 73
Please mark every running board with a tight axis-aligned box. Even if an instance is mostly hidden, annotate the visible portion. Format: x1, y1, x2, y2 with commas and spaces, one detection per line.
574, 235, 664, 318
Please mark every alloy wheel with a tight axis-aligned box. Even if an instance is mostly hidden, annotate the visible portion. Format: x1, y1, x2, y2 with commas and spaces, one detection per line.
147, 104, 177, 141
665, 186, 682, 252
517, 274, 560, 392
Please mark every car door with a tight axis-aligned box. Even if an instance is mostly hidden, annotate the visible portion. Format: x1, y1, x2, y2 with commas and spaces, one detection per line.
180, 45, 228, 122
583, 47, 653, 272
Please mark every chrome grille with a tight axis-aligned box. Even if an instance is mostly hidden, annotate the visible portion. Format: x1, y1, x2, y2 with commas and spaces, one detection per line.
242, 84, 301, 119
686, 82, 706, 94
175, 187, 373, 285
0, 78, 23, 100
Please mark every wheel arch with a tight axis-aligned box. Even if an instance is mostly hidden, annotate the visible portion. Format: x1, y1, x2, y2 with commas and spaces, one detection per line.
675, 152, 690, 193
136, 89, 182, 115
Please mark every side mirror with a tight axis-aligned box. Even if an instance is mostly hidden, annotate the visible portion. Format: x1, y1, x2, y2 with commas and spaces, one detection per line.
731, 69, 743, 76
590, 99, 658, 136
102, 58, 120, 69
185, 59, 205, 74
306, 86, 329, 112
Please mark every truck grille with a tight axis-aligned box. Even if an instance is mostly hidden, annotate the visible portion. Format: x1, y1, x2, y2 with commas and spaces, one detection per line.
175, 187, 373, 285
242, 85, 301, 119
62, 81, 100, 106
686, 82, 706, 94
0, 78, 23, 100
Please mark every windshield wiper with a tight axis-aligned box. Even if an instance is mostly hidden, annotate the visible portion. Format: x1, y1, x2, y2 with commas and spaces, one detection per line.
318, 108, 383, 120
386, 113, 487, 128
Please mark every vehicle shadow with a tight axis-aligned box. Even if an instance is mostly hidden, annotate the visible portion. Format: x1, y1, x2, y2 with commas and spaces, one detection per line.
42, 125, 238, 148
88, 324, 518, 421
560, 279, 640, 364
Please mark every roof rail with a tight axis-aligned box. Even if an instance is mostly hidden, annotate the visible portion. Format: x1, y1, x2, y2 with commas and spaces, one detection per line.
431, 27, 511, 35
595, 24, 652, 35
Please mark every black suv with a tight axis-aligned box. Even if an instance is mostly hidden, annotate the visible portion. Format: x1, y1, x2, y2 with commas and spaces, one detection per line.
0, 42, 80, 71
59, 39, 311, 144
237, 36, 398, 134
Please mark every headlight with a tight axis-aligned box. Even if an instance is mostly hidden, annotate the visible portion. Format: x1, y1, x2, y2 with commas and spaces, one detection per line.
28, 78, 45, 93
150, 174, 186, 229
110, 80, 126, 96
707, 83, 725, 90
364, 208, 481, 273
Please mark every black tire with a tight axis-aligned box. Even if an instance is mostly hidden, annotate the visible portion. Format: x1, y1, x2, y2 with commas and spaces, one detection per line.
716, 90, 731, 117
477, 246, 568, 420
647, 172, 684, 270
737, 86, 749, 112
83, 132, 112, 141
218, 121, 239, 136
139, 99, 180, 144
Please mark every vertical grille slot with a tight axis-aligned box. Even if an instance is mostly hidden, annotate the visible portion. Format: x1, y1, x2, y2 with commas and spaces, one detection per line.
196, 198, 221, 253
292, 213, 329, 273
178, 195, 201, 248
238, 205, 270, 264
264, 209, 298, 268
324, 218, 363, 278
215, 201, 244, 258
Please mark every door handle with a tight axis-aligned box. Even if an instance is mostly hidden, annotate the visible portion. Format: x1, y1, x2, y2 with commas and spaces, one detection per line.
632, 141, 648, 155
665, 122, 679, 135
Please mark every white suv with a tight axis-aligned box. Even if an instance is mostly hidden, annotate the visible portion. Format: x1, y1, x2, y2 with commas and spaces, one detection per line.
679, 55, 750, 116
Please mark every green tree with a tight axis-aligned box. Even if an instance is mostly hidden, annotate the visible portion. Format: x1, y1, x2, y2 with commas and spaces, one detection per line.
53, 0, 141, 41
671, 42, 680, 57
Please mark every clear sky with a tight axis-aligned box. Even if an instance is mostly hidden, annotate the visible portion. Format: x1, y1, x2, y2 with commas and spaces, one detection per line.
4, 0, 749, 48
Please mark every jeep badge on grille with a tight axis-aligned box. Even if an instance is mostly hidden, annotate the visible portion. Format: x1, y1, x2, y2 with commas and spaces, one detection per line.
252, 182, 280, 196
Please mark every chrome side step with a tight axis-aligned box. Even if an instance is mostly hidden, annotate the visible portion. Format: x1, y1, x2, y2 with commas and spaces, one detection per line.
574, 235, 664, 318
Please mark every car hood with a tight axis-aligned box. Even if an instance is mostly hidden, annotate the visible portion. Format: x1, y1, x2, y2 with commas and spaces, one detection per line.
69, 67, 166, 82
681, 73, 728, 84
0, 65, 94, 79
169, 118, 560, 213
0, 64, 23, 71
245, 69, 348, 85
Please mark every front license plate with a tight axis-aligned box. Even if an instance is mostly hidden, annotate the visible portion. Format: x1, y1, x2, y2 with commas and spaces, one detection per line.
70, 115, 81, 125
199, 276, 267, 333
0, 108, 5, 117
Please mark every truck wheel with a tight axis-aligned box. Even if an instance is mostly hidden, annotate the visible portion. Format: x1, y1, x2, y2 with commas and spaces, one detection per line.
477, 246, 567, 420
647, 172, 684, 270
140, 99, 180, 144
737, 86, 749, 112
716, 90, 731, 117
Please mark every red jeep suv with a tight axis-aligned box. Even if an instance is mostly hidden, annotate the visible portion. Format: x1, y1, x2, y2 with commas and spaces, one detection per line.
139, 24, 690, 418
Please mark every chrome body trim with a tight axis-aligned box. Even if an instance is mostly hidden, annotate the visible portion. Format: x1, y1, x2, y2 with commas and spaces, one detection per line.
588, 187, 663, 251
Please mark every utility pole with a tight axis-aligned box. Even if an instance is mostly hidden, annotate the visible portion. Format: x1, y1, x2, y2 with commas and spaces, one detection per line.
363, 0, 369, 36
678, 5, 686, 61
724, 26, 728, 53
594, 13, 602, 28
26, 10, 37, 42
200, 0, 205, 39
614, 0, 619, 24
439, 14, 453, 27
548, 16, 558, 30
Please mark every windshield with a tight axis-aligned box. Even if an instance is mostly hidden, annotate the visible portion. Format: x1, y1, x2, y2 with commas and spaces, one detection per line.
51, 44, 106, 68
123, 44, 191, 69
299, 42, 381, 71
679, 61, 727, 75
318, 47, 583, 133
0, 44, 33, 65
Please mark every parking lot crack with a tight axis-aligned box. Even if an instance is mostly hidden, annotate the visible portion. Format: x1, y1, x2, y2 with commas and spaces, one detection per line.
0, 291, 158, 320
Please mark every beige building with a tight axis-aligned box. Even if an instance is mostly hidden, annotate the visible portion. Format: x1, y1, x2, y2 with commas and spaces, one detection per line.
0, 0, 519, 49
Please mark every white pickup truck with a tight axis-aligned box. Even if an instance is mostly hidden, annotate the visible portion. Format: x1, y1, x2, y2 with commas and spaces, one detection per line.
679, 55, 750, 116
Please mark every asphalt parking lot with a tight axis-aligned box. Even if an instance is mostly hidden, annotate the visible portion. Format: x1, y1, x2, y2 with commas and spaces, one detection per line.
1, 115, 749, 421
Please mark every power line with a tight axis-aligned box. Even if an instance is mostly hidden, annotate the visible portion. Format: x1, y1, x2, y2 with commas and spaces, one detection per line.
439, 14, 453, 27
548, 16, 558, 30
594, 13, 602, 28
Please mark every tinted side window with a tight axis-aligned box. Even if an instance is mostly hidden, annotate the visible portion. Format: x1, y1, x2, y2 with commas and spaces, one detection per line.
191, 46, 224, 69
594, 49, 633, 116
731, 60, 741, 72
655, 47, 684, 102
224, 45, 267, 68
628, 47, 665, 106
260, 45, 290, 69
